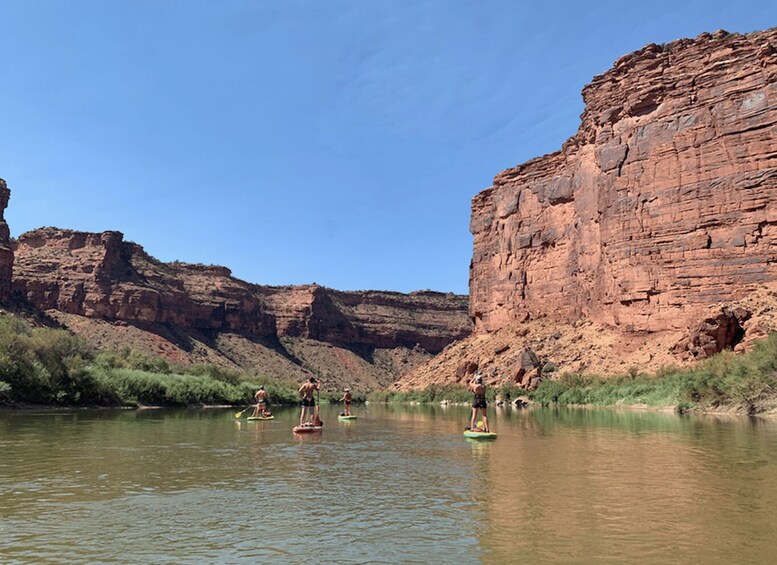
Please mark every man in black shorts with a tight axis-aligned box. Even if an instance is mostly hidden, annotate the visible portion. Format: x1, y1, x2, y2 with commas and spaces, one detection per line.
298, 377, 320, 426
469, 374, 490, 432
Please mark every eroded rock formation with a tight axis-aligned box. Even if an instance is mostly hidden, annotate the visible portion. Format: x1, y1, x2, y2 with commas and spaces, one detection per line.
12, 227, 470, 390
470, 28, 777, 338
399, 28, 777, 390
0, 179, 12, 299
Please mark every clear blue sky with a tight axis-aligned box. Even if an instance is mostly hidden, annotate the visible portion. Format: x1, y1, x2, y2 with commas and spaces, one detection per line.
0, 1, 773, 294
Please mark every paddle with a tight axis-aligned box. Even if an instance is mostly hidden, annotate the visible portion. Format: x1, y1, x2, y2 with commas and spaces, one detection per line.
235, 404, 254, 419
314, 387, 322, 427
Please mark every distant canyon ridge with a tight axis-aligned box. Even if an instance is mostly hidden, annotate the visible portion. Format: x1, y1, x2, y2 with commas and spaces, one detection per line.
2, 28, 776, 393
0, 197, 469, 390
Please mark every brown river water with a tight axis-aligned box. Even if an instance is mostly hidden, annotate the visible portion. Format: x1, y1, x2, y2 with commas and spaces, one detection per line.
2, 404, 777, 564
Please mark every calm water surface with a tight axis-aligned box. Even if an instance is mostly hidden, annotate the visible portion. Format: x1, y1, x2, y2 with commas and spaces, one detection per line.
2, 404, 777, 564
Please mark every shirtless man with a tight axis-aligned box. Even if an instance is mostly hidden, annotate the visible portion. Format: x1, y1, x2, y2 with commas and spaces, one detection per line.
252, 386, 269, 418
298, 377, 320, 426
469, 374, 490, 432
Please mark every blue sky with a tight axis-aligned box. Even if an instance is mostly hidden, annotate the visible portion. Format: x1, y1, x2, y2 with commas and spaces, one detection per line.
0, 1, 774, 294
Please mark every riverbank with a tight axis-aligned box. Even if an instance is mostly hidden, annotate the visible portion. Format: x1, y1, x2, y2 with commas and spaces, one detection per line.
369, 334, 777, 416
0, 315, 307, 408
4, 309, 776, 416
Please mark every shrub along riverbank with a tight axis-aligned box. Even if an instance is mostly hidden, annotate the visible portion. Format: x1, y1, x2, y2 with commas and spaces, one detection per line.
3, 310, 776, 415
0, 315, 301, 408
370, 334, 777, 416
530, 333, 777, 415
367, 383, 524, 405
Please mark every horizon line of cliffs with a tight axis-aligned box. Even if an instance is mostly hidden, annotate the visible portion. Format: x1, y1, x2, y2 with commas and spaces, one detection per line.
5, 225, 470, 355
469, 28, 777, 356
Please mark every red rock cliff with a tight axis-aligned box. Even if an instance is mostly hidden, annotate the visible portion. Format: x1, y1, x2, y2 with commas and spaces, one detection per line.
470, 29, 777, 335
258, 285, 469, 352
0, 178, 12, 299
12, 228, 276, 335
12, 227, 469, 354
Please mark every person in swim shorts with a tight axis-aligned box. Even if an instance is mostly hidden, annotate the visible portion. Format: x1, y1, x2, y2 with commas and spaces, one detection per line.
469, 374, 490, 432
252, 386, 270, 418
298, 377, 319, 426
339, 388, 352, 416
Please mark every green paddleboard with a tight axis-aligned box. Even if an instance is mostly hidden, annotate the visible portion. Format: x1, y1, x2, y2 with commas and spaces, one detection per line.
247, 416, 274, 420
463, 430, 497, 439
338, 415, 358, 420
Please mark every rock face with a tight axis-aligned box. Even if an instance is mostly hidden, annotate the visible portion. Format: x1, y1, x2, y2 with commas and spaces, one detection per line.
399, 28, 777, 391
12, 228, 276, 335
0, 179, 12, 299
470, 28, 777, 337
257, 285, 467, 353
12, 227, 470, 390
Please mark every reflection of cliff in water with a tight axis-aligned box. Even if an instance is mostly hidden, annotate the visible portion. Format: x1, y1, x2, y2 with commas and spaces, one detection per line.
471, 407, 777, 564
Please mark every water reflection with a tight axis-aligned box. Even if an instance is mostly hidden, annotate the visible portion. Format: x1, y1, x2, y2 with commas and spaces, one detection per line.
2, 406, 777, 563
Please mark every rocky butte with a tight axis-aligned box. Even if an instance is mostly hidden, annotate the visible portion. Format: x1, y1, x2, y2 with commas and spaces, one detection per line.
399, 28, 777, 390
0, 179, 12, 299
10, 226, 470, 391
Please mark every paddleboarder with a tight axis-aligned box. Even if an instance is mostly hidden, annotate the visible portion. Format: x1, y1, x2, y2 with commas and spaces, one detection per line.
469, 374, 490, 432
298, 377, 320, 426
252, 386, 270, 418
339, 387, 353, 416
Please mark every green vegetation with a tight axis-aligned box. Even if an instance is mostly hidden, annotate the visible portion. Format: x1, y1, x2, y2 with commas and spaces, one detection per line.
368, 334, 777, 416
530, 333, 777, 415
4, 308, 777, 416
367, 383, 525, 405
0, 315, 299, 407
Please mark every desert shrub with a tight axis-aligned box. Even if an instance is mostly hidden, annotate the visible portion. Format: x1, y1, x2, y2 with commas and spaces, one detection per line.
0, 380, 11, 401
181, 363, 243, 385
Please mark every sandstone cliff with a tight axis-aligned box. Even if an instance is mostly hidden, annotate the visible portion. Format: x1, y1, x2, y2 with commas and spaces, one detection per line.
12, 227, 470, 391
0, 179, 12, 299
400, 28, 777, 390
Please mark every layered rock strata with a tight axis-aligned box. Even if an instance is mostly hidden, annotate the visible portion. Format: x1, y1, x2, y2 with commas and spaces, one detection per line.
398, 28, 777, 391
12, 227, 470, 389
0, 179, 12, 299
470, 28, 777, 337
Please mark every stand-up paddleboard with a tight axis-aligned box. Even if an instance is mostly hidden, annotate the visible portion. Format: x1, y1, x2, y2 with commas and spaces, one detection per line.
293, 424, 323, 433
247, 415, 274, 420
338, 414, 357, 421
464, 429, 497, 439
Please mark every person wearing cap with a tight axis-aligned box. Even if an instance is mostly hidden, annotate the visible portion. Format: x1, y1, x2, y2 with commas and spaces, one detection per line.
339, 387, 353, 416
298, 377, 320, 426
252, 386, 270, 418
469, 374, 490, 432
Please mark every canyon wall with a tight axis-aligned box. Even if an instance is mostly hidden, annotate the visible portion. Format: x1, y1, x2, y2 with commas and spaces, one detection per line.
0, 179, 12, 299
470, 28, 777, 336
11, 227, 470, 389
12, 227, 469, 352
398, 28, 777, 391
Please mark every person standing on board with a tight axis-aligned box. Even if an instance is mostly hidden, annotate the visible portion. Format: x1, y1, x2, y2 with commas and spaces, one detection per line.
252, 386, 269, 418
298, 377, 320, 426
469, 374, 490, 432
339, 388, 353, 416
